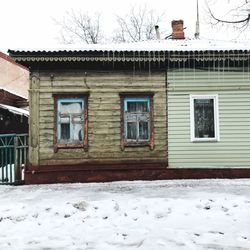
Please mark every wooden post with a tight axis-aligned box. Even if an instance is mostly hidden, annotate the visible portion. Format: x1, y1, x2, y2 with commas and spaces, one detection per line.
14, 135, 19, 182
29, 74, 40, 166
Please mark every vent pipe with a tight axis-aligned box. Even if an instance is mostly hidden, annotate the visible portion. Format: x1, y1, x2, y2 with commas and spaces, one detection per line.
195, 0, 200, 38
155, 25, 161, 40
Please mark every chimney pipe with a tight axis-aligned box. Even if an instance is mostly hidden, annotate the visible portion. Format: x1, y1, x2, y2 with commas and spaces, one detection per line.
171, 20, 185, 39
155, 25, 161, 40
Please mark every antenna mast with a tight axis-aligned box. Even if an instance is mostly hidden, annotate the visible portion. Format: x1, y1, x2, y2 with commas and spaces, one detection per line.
195, 0, 200, 38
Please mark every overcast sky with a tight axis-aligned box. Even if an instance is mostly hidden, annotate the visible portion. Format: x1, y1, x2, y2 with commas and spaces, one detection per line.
1, 0, 249, 53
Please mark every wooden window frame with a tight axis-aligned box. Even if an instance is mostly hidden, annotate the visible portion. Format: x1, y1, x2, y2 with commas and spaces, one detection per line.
120, 92, 154, 150
190, 94, 220, 142
53, 93, 89, 152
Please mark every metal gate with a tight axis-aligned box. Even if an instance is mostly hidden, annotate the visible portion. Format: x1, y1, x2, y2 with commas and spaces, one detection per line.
0, 134, 28, 185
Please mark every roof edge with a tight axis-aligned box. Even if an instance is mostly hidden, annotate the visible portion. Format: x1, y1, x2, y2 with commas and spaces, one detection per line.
0, 88, 28, 101
0, 51, 29, 71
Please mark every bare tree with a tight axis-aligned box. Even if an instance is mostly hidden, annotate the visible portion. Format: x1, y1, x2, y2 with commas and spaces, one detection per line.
113, 5, 165, 43
207, 0, 250, 29
55, 10, 103, 44
55, 5, 165, 45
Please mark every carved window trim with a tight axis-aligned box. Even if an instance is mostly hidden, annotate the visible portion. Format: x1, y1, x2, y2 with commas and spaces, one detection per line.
120, 92, 154, 150
53, 93, 89, 152
190, 94, 220, 142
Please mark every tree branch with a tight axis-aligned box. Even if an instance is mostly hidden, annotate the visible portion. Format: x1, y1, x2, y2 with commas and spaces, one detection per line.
208, 5, 250, 24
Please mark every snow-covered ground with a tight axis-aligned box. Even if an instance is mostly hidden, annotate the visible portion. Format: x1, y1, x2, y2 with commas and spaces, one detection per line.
0, 179, 250, 250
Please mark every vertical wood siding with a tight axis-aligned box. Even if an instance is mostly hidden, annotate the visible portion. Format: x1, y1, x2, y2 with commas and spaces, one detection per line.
31, 70, 167, 165
168, 68, 250, 168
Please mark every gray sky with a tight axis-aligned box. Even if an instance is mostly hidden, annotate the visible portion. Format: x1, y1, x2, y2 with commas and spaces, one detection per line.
1, 0, 249, 53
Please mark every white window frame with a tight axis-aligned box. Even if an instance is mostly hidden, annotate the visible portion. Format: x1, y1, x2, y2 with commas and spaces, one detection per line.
190, 94, 219, 142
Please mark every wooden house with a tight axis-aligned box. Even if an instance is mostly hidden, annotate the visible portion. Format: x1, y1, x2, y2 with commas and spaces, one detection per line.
8, 23, 250, 184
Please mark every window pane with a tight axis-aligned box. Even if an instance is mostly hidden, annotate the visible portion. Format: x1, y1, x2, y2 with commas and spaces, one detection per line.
127, 102, 137, 112
61, 102, 82, 113
60, 115, 70, 124
137, 102, 148, 112
127, 102, 148, 112
124, 97, 151, 143
194, 99, 215, 138
127, 122, 137, 139
57, 99, 84, 144
139, 121, 149, 139
73, 124, 83, 141
61, 123, 70, 140
72, 115, 82, 123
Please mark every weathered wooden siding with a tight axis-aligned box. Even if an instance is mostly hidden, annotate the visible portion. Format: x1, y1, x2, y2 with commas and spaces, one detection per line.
168, 68, 250, 168
30, 70, 167, 165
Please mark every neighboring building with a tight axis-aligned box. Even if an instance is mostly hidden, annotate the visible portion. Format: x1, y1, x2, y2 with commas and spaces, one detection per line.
0, 52, 29, 184
0, 89, 29, 134
0, 52, 29, 134
8, 21, 250, 184
0, 52, 29, 99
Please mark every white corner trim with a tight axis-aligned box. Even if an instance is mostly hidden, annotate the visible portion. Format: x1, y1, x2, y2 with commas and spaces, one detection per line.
190, 94, 220, 142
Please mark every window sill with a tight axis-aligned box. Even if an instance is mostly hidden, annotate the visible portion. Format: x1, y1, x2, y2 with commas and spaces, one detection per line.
123, 141, 154, 149
191, 138, 219, 143
54, 143, 88, 152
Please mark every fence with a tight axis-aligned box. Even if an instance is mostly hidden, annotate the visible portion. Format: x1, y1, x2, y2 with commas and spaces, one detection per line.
0, 134, 28, 184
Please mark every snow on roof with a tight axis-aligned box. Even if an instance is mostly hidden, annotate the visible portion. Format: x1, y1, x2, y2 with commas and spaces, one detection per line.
0, 88, 27, 100
0, 104, 29, 117
9, 38, 250, 53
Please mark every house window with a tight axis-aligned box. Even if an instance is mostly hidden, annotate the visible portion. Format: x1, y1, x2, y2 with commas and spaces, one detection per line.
120, 93, 154, 150
53, 94, 88, 152
190, 95, 219, 142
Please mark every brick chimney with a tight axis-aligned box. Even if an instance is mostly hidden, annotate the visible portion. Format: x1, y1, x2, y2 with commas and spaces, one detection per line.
171, 20, 185, 39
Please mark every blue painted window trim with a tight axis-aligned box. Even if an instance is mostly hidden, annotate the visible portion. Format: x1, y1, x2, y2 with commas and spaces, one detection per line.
124, 97, 150, 140
124, 97, 150, 112
57, 98, 84, 143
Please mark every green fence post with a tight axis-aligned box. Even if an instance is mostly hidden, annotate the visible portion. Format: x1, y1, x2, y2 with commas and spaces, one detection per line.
14, 135, 18, 182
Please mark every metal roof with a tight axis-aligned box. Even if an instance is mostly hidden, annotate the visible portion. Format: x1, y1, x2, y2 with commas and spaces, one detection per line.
8, 38, 250, 65
8, 38, 250, 53
0, 104, 29, 117
0, 88, 27, 100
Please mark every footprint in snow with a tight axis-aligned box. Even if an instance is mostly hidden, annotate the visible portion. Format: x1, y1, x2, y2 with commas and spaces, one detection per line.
155, 208, 171, 219
208, 230, 224, 235
194, 233, 201, 237
113, 202, 119, 211
157, 240, 166, 246
221, 206, 229, 212
203, 205, 211, 210
73, 201, 88, 211
32, 213, 38, 218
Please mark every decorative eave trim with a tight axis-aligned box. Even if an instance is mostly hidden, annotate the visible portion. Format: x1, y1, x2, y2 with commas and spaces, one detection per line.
13, 55, 166, 63
10, 50, 250, 63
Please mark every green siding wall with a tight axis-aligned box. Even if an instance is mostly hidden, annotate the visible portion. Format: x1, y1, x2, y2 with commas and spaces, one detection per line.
168, 68, 250, 168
